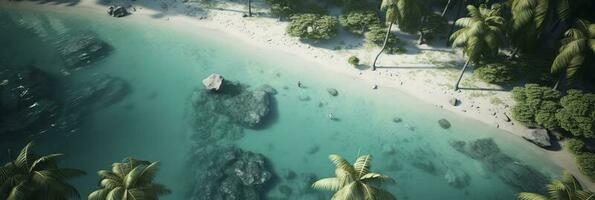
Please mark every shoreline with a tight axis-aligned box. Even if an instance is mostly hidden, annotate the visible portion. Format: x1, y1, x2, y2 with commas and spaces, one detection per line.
2, 0, 594, 190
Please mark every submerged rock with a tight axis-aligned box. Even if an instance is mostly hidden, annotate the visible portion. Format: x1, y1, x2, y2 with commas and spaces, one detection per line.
192, 80, 274, 133
189, 146, 273, 200
327, 88, 338, 96
392, 117, 402, 123
438, 119, 451, 129
522, 128, 551, 148
54, 31, 112, 70
202, 73, 224, 91
61, 75, 131, 112
444, 168, 471, 189
451, 138, 549, 193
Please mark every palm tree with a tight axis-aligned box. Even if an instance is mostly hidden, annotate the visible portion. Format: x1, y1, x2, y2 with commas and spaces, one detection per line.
372, 0, 423, 70
88, 158, 171, 200
0, 142, 85, 200
441, 0, 454, 17
449, 4, 506, 90
550, 19, 594, 90
311, 154, 396, 200
518, 172, 594, 200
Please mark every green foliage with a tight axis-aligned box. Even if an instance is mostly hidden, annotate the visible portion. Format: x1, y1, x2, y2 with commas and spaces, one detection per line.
420, 14, 448, 42
0, 142, 85, 200
565, 138, 587, 155
339, 10, 381, 35
348, 56, 360, 66
312, 154, 396, 200
381, 0, 424, 33
287, 14, 338, 41
551, 19, 595, 83
366, 26, 405, 54
88, 158, 171, 200
556, 90, 595, 138
475, 62, 515, 84
511, 84, 561, 128
517, 172, 594, 200
266, 0, 327, 18
576, 153, 595, 181
450, 4, 506, 63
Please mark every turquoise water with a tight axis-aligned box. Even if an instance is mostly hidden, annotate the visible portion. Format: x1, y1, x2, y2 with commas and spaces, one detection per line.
0, 6, 563, 200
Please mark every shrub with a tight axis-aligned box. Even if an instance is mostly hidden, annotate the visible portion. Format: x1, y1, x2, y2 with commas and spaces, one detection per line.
348, 56, 359, 66
475, 62, 515, 84
366, 26, 405, 54
511, 84, 561, 128
287, 14, 337, 41
565, 138, 587, 155
576, 153, 595, 181
556, 90, 595, 138
339, 10, 381, 35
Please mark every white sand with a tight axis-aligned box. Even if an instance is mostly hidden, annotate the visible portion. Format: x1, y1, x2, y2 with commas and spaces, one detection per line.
2, 0, 593, 190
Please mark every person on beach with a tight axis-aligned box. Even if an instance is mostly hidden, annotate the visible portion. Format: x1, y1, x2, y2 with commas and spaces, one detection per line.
297, 81, 302, 88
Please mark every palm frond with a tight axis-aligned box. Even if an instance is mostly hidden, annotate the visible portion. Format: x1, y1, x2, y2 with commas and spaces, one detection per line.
312, 177, 341, 191
331, 182, 361, 200
360, 173, 394, 184
517, 192, 548, 200
328, 154, 356, 176
354, 155, 372, 179
106, 187, 124, 200
15, 142, 34, 168
151, 183, 172, 195
29, 153, 64, 173
138, 161, 160, 185
101, 178, 123, 190
88, 189, 109, 200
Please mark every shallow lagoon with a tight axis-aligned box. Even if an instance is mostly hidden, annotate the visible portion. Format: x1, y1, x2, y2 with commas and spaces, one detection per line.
0, 6, 563, 200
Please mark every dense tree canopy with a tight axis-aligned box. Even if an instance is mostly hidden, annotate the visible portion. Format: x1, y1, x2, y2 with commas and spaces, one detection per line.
511, 84, 561, 129
287, 14, 338, 41
556, 90, 595, 138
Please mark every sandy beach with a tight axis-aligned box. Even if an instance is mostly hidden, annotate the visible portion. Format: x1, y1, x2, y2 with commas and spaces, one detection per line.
2, 0, 593, 190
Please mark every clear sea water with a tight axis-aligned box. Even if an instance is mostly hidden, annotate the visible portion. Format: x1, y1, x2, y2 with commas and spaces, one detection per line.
0, 5, 563, 200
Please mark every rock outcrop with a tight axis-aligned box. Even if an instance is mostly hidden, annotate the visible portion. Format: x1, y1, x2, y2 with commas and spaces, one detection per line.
522, 128, 551, 147
107, 6, 130, 18
192, 81, 273, 129
203, 73, 224, 91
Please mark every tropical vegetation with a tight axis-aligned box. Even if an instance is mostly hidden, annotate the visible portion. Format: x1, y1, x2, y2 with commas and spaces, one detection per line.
0, 142, 85, 200
287, 14, 338, 41
312, 154, 396, 200
88, 158, 171, 200
517, 172, 594, 200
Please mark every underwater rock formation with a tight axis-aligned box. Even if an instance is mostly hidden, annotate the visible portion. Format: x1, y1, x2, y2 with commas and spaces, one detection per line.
189, 145, 273, 200
449, 138, 549, 193
0, 66, 129, 139
192, 81, 274, 129
54, 31, 112, 70
0, 66, 59, 138
61, 75, 130, 112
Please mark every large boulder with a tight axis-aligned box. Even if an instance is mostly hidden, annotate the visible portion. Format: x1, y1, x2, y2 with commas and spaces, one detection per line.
522, 128, 551, 147
203, 73, 224, 91
54, 31, 112, 70
107, 6, 130, 18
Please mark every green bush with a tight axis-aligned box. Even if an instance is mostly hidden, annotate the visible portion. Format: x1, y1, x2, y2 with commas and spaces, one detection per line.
266, 0, 327, 18
287, 14, 337, 41
348, 56, 359, 66
339, 10, 381, 35
556, 90, 595, 138
576, 153, 595, 181
565, 138, 587, 155
511, 84, 561, 128
366, 26, 405, 54
475, 62, 515, 84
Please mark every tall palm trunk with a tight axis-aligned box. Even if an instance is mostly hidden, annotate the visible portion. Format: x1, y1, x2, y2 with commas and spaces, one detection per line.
248, 0, 252, 17
509, 48, 519, 60
441, 0, 453, 17
372, 22, 394, 71
454, 59, 470, 91
418, 16, 426, 45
